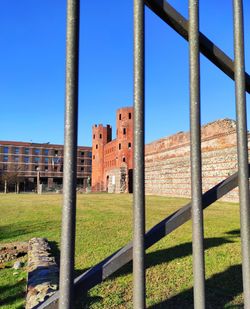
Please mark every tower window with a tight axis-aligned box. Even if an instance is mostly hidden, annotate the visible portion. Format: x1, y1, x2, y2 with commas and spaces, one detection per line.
100, 134, 102, 139
93, 134, 95, 139
129, 112, 131, 119
123, 128, 126, 135
119, 114, 121, 120
119, 143, 121, 150
93, 155, 95, 160
96, 144, 98, 149
128, 142, 131, 148
123, 157, 126, 162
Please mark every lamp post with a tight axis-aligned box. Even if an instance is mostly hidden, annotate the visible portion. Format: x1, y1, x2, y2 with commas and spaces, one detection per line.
36, 167, 41, 194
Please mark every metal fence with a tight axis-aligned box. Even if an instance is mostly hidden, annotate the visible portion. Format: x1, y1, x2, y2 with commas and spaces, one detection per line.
39, 0, 250, 308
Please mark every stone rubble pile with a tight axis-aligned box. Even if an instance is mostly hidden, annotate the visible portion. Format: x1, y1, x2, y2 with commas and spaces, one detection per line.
26, 238, 59, 309
0, 242, 28, 264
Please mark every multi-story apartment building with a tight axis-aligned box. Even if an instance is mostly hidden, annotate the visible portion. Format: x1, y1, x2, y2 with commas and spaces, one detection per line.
0, 141, 92, 192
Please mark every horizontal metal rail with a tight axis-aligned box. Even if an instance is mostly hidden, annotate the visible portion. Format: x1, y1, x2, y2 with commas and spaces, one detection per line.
145, 0, 250, 94
38, 166, 248, 309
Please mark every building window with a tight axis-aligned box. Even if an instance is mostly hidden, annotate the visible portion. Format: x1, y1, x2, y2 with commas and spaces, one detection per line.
81, 159, 84, 164
100, 134, 102, 139
123, 157, 126, 162
81, 167, 84, 171
34, 157, 40, 163
34, 148, 40, 155
3, 155, 8, 162
129, 112, 132, 119
88, 152, 92, 157
81, 151, 85, 156
123, 128, 126, 135
24, 165, 29, 171
3, 164, 7, 170
3, 147, 8, 154
14, 147, 19, 154
44, 149, 49, 155
96, 144, 98, 149
45, 166, 49, 171
44, 157, 49, 164
14, 156, 19, 162
54, 150, 58, 156
24, 148, 29, 154
24, 157, 29, 163
119, 143, 121, 150
119, 114, 121, 120
128, 142, 132, 148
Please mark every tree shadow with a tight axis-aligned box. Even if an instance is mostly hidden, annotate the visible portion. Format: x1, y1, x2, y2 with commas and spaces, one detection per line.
0, 281, 26, 307
0, 221, 56, 242
149, 264, 243, 308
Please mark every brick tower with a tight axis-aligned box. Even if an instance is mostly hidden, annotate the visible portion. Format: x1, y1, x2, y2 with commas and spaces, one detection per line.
91, 124, 112, 191
116, 107, 133, 169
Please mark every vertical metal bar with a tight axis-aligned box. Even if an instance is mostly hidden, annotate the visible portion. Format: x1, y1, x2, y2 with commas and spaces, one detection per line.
189, 0, 206, 308
59, 0, 79, 308
133, 0, 145, 308
233, 1, 250, 307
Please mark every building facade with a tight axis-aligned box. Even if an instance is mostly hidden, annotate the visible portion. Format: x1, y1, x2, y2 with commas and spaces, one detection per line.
92, 107, 133, 192
0, 141, 92, 192
91, 106, 247, 202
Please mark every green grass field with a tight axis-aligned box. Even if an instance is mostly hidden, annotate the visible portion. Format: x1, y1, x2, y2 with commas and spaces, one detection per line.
0, 193, 243, 308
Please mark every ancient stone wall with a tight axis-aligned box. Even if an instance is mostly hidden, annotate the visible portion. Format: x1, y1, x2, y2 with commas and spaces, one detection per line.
145, 119, 247, 201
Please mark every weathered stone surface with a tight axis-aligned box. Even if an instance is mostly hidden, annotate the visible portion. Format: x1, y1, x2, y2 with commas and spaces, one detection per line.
145, 119, 247, 202
26, 238, 59, 309
13, 261, 23, 269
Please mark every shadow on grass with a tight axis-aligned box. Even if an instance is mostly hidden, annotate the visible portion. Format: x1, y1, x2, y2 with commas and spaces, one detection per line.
149, 264, 243, 308
226, 229, 240, 237
0, 281, 26, 308
113, 236, 234, 278
0, 221, 58, 242
74, 236, 236, 308
49, 241, 61, 265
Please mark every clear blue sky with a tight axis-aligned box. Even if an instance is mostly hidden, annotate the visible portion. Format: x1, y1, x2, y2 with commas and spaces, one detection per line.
0, 1, 249, 146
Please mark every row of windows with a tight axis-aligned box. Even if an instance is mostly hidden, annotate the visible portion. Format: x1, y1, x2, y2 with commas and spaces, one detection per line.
1, 164, 56, 172
3, 147, 51, 155
105, 146, 115, 155
3, 156, 52, 163
119, 112, 132, 120
104, 160, 116, 168
104, 156, 126, 167
2, 147, 91, 157
95, 142, 132, 152
119, 142, 132, 150
1, 164, 91, 173
93, 133, 102, 140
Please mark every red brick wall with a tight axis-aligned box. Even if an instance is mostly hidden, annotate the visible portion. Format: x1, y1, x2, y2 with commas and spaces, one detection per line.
91, 124, 112, 191
92, 107, 134, 191
116, 107, 133, 169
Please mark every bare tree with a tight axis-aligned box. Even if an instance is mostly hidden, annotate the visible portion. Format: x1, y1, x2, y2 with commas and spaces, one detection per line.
0, 164, 25, 193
